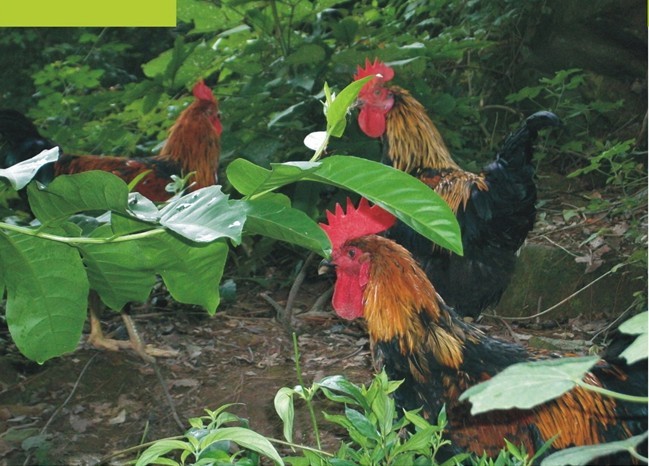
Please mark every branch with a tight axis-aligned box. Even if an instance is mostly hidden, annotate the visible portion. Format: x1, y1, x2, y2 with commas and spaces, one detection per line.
0, 222, 166, 245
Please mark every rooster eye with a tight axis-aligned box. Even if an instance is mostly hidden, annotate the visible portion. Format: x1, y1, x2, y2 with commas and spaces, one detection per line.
373, 89, 382, 96
348, 249, 356, 258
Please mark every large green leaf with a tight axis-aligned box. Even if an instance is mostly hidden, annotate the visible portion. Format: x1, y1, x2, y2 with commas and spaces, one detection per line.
159, 186, 245, 244
0, 231, 88, 363
79, 235, 159, 311
541, 432, 648, 466
147, 234, 228, 314
618, 312, 648, 364
80, 229, 228, 313
27, 171, 130, 224
459, 356, 599, 415
241, 194, 331, 256
308, 156, 462, 255
227, 156, 462, 255
0, 147, 59, 190
197, 427, 284, 465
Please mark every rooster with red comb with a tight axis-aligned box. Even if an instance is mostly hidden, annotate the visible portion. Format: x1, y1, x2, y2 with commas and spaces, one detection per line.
318, 198, 647, 463
352, 58, 561, 319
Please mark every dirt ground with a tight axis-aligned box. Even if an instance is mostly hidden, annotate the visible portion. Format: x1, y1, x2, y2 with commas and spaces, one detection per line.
0, 174, 645, 465
0, 279, 623, 466
0, 277, 379, 465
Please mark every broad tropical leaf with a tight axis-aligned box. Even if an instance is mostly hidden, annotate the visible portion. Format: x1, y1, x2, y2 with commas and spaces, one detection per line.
459, 356, 599, 415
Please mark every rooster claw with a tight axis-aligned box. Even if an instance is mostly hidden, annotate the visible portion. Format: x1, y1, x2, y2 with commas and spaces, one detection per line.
88, 305, 177, 364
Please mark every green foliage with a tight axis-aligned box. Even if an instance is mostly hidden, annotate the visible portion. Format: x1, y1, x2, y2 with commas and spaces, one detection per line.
618, 312, 649, 364
135, 405, 283, 466
540, 432, 648, 466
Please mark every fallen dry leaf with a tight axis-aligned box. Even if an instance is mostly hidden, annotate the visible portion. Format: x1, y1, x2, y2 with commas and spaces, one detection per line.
108, 409, 126, 425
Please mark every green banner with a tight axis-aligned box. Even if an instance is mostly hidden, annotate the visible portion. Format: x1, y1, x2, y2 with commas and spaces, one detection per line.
0, 0, 176, 26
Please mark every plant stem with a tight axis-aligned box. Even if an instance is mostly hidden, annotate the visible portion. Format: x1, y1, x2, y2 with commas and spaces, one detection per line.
266, 436, 334, 457
0, 221, 166, 245
292, 332, 322, 451
576, 379, 649, 403
309, 134, 330, 163
269, 0, 288, 57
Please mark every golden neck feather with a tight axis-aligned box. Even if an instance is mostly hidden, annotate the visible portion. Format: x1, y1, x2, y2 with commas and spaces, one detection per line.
353, 236, 465, 369
385, 87, 459, 173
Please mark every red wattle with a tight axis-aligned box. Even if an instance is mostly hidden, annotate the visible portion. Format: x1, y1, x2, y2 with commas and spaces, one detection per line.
358, 108, 387, 138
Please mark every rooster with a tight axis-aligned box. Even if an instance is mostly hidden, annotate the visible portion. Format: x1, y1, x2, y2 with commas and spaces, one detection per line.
319, 198, 647, 463
353, 59, 561, 318
0, 80, 222, 360
1, 80, 222, 201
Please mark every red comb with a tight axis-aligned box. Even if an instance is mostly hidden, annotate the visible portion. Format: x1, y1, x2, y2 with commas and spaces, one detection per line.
320, 198, 396, 249
353, 58, 395, 82
192, 79, 216, 103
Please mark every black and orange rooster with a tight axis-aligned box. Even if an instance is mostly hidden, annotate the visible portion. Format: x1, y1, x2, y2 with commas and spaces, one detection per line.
0, 80, 222, 359
353, 59, 562, 318
319, 198, 647, 463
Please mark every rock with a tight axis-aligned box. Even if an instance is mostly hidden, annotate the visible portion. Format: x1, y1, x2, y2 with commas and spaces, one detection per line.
495, 243, 642, 319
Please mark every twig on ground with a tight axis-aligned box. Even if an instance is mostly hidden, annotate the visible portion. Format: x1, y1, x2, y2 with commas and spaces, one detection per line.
309, 287, 333, 314
259, 292, 285, 315
282, 252, 317, 329
151, 362, 185, 431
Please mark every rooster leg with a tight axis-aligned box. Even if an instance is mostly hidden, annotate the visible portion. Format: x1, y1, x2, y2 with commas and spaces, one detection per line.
87, 292, 131, 352
120, 312, 180, 362
86, 293, 178, 361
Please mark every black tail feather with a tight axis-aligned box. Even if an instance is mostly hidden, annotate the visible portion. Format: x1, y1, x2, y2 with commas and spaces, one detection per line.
496, 111, 562, 169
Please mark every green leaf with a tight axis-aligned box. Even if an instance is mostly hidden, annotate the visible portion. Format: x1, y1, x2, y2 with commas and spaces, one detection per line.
332, 17, 359, 44
135, 439, 190, 466
274, 387, 295, 443
0, 231, 88, 363
618, 312, 648, 363
155, 236, 228, 314
308, 156, 462, 255
159, 186, 245, 244
618, 311, 647, 335
540, 432, 648, 466
393, 426, 435, 455
286, 44, 326, 65
319, 375, 369, 411
27, 171, 130, 224
197, 427, 284, 465
0, 147, 59, 190
459, 356, 599, 415
228, 157, 462, 255
79, 233, 159, 310
345, 407, 379, 441
620, 333, 648, 364
241, 195, 331, 256
326, 75, 374, 138
227, 159, 322, 199
80, 231, 228, 313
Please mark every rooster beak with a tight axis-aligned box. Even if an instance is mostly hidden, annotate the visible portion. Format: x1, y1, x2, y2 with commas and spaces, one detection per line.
318, 259, 335, 276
